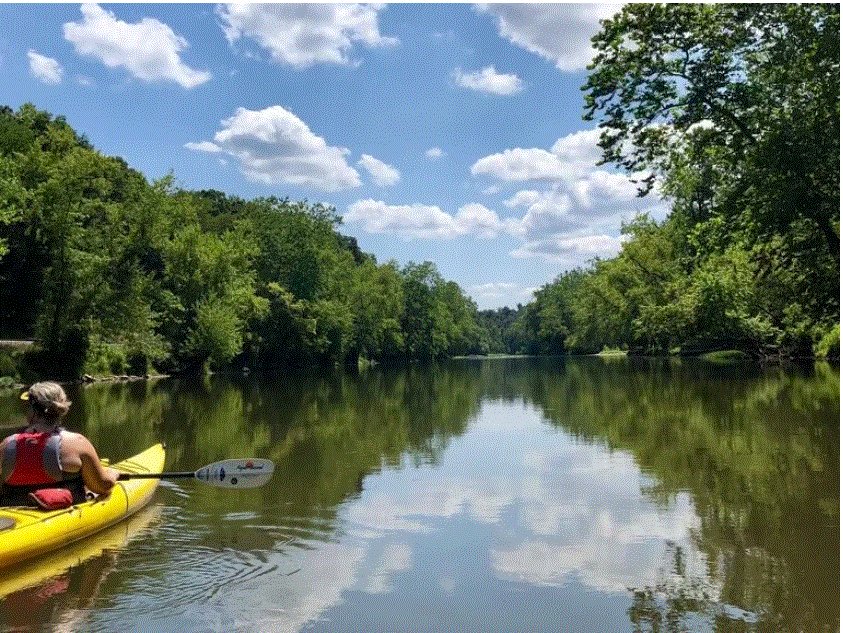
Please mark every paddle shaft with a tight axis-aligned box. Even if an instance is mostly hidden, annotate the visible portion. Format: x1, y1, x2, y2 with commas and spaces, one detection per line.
118, 472, 194, 480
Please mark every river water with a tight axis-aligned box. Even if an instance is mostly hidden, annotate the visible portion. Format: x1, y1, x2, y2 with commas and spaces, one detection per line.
0, 357, 838, 632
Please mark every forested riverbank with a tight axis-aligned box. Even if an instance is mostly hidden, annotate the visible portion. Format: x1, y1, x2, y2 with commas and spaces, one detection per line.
0, 6, 837, 384
483, 5, 839, 361
0, 104, 488, 382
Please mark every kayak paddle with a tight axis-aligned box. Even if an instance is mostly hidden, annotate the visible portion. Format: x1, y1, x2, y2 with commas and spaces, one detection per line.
117, 458, 274, 489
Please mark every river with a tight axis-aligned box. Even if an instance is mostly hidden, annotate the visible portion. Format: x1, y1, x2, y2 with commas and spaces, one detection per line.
0, 357, 838, 632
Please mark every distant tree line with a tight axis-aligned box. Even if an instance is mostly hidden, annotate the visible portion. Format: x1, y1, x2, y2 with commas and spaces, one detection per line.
485, 4, 839, 360
0, 104, 488, 379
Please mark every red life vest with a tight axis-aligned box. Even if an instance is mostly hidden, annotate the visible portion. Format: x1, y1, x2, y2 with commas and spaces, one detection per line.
3, 431, 64, 486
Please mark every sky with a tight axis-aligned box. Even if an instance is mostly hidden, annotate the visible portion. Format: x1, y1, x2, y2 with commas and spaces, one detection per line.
0, 3, 669, 309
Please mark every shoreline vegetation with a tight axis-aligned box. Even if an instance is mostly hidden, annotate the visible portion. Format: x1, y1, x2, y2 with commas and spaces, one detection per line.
0, 6, 838, 386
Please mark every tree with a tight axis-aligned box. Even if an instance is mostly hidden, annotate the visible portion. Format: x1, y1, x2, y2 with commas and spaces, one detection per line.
401, 262, 448, 360
579, 4, 839, 356
584, 4, 839, 260
348, 259, 405, 363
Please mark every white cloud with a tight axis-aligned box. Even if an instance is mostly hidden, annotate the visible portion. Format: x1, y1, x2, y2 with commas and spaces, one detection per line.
357, 154, 400, 187
187, 105, 361, 191
471, 128, 602, 183
455, 203, 510, 239
502, 173, 660, 238
472, 147, 568, 182
63, 3, 211, 88
184, 141, 222, 153
475, 3, 618, 72
511, 233, 624, 264
549, 128, 605, 178
345, 199, 515, 240
346, 125, 669, 267
471, 127, 669, 263
75, 75, 94, 86
217, 4, 397, 69
453, 65, 524, 95
482, 185, 500, 196
27, 50, 63, 85
425, 147, 445, 160
346, 200, 462, 240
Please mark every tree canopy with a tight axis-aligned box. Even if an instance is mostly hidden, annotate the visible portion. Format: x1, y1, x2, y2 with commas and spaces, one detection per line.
0, 104, 489, 379
483, 4, 838, 360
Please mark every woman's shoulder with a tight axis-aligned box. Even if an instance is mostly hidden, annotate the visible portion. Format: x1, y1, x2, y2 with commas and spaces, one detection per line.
59, 430, 91, 447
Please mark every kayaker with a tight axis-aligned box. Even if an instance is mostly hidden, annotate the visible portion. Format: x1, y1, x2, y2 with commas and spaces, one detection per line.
0, 381, 119, 507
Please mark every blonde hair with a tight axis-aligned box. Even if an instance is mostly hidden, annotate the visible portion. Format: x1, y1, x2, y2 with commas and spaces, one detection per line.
26, 382, 71, 423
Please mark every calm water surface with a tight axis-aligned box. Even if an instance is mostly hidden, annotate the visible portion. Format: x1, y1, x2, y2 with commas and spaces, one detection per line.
0, 357, 838, 632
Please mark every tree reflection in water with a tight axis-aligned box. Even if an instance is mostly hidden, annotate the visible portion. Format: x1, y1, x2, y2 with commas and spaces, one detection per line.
37, 357, 838, 631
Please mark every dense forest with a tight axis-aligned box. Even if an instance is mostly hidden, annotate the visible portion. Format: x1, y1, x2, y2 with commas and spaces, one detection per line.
0, 104, 488, 380
491, 4, 839, 360
0, 4, 837, 382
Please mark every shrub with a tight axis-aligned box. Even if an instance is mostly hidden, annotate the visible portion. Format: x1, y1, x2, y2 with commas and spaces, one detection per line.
0, 349, 20, 379
84, 342, 128, 376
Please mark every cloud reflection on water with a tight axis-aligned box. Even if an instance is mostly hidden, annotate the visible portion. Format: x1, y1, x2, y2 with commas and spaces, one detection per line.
245, 401, 717, 632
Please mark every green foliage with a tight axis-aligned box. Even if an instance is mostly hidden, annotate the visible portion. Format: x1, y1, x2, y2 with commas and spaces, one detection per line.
398, 262, 486, 360
160, 224, 266, 371
0, 104, 487, 378
348, 259, 405, 362
477, 307, 521, 354
507, 4, 839, 360
815, 323, 839, 360
0, 349, 20, 379
84, 341, 128, 376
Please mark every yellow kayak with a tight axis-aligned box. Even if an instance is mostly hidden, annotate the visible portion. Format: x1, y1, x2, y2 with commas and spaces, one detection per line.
0, 443, 165, 569
0, 504, 161, 599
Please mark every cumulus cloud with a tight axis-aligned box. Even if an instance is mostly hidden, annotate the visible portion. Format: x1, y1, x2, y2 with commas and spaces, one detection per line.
27, 50, 63, 85
471, 128, 602, 183
63, 4, 210, 88
453, 65, 524, 95
186, 105, 361, 191
217, 3, 397, 69
425, 147, 445, 160
475, 3, 618, 72
345, 199, 516, 240
456, 203, 512, 239
511, 233, 624, 265
472, 147, 568, 182
357, 154, 401, 187
346, 200, 462, 240
345, 124, 669, 266
471, 127, 668, 262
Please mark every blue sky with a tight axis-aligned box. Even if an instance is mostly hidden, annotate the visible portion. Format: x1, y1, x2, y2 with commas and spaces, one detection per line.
0, 3, 667, 309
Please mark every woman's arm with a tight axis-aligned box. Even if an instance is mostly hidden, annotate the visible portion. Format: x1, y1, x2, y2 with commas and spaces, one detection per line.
72, 435, 120, 495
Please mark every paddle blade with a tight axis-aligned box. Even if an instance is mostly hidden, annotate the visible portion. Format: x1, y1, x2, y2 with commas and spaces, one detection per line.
194, 459, 275, 489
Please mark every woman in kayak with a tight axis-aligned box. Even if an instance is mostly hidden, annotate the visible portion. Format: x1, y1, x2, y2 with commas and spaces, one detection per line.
0, 382, 119, 507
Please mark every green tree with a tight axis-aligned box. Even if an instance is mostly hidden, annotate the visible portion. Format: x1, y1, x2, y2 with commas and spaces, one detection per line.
575, 4, 839, 357
160, 222, 266, 371
348, 259, 405, 363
